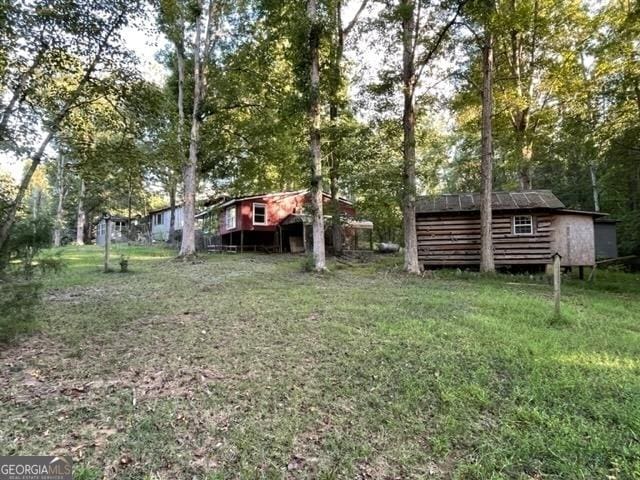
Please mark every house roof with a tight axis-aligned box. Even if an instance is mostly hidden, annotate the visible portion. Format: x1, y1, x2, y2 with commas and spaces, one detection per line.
94, 215, 129, 224
218, 189, 353, 209
148, 195, 228, 215
556, 208, 608, 218
416, 190, 566, 213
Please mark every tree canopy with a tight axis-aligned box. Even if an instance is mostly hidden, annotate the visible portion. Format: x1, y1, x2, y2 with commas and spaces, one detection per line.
1, 0, 638, 264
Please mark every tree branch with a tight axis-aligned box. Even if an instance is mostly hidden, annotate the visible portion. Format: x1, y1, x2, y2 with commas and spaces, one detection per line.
342, 0, 369, 38
414, 0, 468, 86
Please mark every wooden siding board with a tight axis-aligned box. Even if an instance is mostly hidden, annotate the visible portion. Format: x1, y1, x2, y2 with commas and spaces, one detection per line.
416, 212, 557, 266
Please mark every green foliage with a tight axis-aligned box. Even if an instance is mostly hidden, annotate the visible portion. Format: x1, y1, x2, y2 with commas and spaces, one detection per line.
449, 0, 640, 253
0, 280, 41, 342
8, 215, 53, 278
301, 254, 316, 272
119, 254, 129, 273
0, 169, 17, 224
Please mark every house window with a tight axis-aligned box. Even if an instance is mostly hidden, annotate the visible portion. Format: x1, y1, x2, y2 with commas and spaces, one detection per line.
154, 213, 163, 225
513, 215, 533, 235
225, 207, 236, 230
253, 203, 267, 225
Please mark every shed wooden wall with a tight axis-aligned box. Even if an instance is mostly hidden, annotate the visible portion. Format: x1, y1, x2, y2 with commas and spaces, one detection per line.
550, 214, 595, 266
416, 212, 554, 266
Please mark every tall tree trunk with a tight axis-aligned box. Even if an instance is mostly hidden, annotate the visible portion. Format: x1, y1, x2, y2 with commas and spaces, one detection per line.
329, 1, 344, 256
329, 151, 341, 254
589, 164, 600, 212
168, 181, 177, 244
76, 178, 86, 245
127, 175, 133, 240
517, 135, 533, 190
327, 0, 367, 255
307, 0, 326, 271
480, 26, 495, 273
32, 188, 42, 219
329, 99, 342, 252
401, 0, 420, 274
170, 19, 185, 247
179, 1, 205, 258
53, 153, 65, 247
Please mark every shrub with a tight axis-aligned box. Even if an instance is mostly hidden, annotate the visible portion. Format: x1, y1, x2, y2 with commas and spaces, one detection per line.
0, 280, 41, 342
301, 254, 315, 272
6, 216, 53, 278
38, 251, 66, 275
119, 255, 129, 273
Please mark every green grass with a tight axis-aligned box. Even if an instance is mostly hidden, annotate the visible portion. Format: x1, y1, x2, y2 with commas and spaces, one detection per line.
1, 245, 639, 479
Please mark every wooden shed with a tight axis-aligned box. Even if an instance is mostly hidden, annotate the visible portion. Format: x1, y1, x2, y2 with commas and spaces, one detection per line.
415, 190, 609, 269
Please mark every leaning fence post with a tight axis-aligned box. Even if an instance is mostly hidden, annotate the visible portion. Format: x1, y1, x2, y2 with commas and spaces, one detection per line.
551, 252, 562, 317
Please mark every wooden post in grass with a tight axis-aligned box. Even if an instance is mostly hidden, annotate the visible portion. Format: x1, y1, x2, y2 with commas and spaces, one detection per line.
103, 212, 111, 273
551, 252, 562, 317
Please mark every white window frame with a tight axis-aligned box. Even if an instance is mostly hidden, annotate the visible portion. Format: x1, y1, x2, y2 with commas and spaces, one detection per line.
225, 206, 236, 230
252, 203, 267, 225
513, 215, 534, 235
154, 213, 163, 226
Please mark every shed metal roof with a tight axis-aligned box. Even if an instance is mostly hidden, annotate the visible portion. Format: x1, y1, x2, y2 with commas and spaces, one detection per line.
415, 190, 565, 213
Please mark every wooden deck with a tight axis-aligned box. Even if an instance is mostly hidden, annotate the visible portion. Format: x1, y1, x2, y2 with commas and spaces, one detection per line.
207, 244, 238, 253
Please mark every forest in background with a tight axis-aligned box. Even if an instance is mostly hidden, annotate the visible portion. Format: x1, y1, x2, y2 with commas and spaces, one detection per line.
0, 0, 638, 268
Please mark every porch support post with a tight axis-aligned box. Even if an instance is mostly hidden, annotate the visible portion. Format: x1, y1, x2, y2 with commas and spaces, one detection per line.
240, 230, 244, 253
302, 223, 307, 253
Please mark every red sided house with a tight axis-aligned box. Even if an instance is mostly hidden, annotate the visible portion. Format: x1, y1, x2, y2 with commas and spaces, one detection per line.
217, 190, 372, 253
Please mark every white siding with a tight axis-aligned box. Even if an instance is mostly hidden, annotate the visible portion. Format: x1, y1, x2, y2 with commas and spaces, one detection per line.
151, 207, 184, 241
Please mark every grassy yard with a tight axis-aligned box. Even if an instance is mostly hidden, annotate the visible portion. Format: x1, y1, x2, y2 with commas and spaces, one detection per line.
1, 245, 639, 479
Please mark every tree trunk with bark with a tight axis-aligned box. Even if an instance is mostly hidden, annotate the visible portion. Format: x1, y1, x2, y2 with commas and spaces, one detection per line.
168, 181, 177, 244
329, 2, 343, 256
589, 164, 600, 212
179, 0, 209, 258
170, 16, 185, 247
327, 0, 367, 255
518, 137, 533, 190
53, 153, 65, 247
307, 0, 326, 271
401, 0, 420, 274
480, 26, 495, 273
76, 178, 86, 245
329, 107, 342, 254
179, 87, 199, 256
